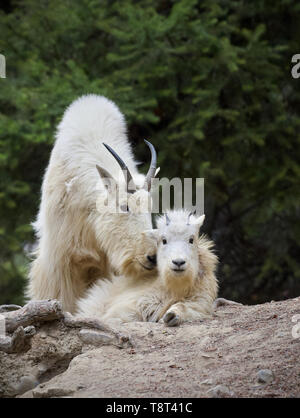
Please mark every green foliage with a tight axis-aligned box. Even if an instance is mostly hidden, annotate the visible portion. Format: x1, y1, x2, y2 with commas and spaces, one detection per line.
0, 0, 299, 304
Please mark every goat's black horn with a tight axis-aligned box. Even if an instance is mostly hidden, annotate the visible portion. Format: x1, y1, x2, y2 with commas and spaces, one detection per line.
187, 210, 196, 225
165, 213, 171, 225
143, 139, 157, 191
103, 143, 136, 193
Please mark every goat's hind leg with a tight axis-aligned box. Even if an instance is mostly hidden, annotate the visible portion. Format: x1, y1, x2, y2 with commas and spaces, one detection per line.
213, 298, 242, 309
63, 312, 133, 348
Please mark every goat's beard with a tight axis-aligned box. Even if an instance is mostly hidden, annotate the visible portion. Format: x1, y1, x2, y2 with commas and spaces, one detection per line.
162, 267, 196, 298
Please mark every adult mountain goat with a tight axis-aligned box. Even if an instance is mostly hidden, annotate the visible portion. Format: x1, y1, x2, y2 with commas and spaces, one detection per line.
27, 95, 158, 313
76, 210, 218, 326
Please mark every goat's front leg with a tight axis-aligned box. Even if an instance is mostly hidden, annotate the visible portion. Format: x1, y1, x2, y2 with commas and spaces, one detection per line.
163, 298, 213, 327
163, 309, 182, 327
162, 302, 187, 327
137, 294, 168, 323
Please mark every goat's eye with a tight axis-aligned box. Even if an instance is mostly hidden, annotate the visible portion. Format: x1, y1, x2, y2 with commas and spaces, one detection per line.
189, 237, 194, 244
162, 238, 167, 245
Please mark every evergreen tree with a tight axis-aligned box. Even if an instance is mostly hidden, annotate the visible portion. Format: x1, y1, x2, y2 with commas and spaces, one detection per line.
0, 0, 299, 304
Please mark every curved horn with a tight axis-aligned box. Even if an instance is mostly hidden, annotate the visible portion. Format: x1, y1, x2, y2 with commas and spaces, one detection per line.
165, 213, 171, 226
187, 210, 196, 225
103, 143, 136, 193
143, 139, 157, 191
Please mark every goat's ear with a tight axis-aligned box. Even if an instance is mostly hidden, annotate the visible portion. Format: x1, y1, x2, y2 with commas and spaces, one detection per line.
142, 229, 158, 242
192, 214, 205, 237
189, 214, 205, 229
194, 214, 205, 226
96, 164, 113, 180
96, 164, 115, 193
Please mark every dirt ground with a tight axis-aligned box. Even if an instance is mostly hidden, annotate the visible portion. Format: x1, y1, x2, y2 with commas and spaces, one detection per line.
1, 297, 300, 398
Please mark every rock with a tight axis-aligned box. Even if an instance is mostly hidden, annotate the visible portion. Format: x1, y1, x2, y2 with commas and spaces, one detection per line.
257, 369, 274, 384
200, 379, 213, 385
32, 386, 74, 398
1, 296, 300, 398
207, 384, 232, 398
15, 375, 38, 395
79, 329, 115, 346
38, 364, 48, 374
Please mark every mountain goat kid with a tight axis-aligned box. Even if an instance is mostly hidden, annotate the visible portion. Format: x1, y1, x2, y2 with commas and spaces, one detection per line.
76, 210, 218, 326
27, 95, 158, 313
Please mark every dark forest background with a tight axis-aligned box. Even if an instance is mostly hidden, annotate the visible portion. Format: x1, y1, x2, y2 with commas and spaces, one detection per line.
0, 0, 299, 305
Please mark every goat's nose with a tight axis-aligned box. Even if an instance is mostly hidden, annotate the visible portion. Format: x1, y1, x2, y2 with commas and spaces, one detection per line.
147, 254, 157, 265
172, 259, 186, 267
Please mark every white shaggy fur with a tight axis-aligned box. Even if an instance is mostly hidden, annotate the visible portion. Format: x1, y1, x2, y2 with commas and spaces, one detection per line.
27, 95, 157, 313
76, 210, 218, 326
